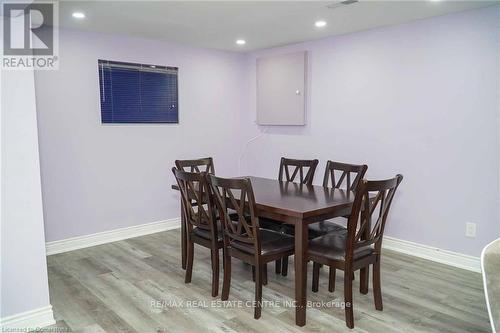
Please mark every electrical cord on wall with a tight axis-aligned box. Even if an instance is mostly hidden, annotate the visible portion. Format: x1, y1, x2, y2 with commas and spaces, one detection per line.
237, 125, 269, 176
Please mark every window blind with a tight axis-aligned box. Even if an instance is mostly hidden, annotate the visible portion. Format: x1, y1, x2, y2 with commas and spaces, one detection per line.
98, 60, 179, 123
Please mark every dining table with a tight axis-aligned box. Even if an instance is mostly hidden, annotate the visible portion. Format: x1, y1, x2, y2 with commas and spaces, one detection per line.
172, 176, 358, 326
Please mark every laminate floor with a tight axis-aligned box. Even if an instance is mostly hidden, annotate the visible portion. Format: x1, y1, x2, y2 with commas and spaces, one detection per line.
44, 229, 490, 333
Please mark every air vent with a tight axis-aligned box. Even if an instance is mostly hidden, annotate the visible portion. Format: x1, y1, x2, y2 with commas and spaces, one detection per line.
326, 0, 359, 9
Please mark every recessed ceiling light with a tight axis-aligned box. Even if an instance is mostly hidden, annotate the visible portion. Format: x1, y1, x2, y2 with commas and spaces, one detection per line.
236, 39, 246, 46
315, 20, 327, 28
72, 12, 85, 19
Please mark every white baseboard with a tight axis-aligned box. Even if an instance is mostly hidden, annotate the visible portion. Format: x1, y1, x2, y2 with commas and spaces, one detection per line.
383, 236, 481, 273
44, 217, 480, 273
46, 218, 181, 255
0, 305, 55, 331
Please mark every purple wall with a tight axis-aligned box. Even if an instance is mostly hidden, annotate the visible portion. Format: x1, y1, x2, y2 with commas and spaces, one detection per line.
35, 30, 246, 242
2, 17, 52, 319
239, 7, 500, 256
35, 7, 499, 257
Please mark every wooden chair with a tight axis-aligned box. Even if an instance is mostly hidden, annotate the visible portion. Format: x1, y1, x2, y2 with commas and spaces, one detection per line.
309, 174, 403, 328
175, 158, 215, 270
175, 157, 215, 174
172, 168, 222, 297
264, 157, 319, 276
309, 161, 368, 285
308, 161, 368, 238
278, 157, 319, 185
208, 175, 294, 319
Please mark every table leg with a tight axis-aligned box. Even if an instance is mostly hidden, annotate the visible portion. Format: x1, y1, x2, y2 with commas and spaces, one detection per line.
360, 207, 370, 293
294, 221, 308, 326
181, 200, 187, 270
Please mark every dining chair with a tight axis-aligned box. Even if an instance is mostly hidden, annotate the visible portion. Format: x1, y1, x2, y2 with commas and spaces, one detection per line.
278, 157, 319, 185
309, 174, 403, 328
175, 158, 215, 270
308, 161, 368, 238
175, 157, 215, 174
266, 157, 319, 275
172, 168, 222, 297
307, 161, 367, 285
208, 175, 294, 319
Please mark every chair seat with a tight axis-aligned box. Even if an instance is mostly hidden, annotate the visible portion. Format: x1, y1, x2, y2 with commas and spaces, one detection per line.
259, 218, 298, 239
309, 233, 373, 261
259, 218, 286, 232
227, 209, 242, 221
232, 229, 294, 256
192, 222, 223, 241
308, 220, 347, 238
260, 218, 347, 240
192, 219, 239, 242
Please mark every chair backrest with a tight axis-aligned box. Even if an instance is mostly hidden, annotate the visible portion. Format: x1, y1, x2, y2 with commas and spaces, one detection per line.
175, 157, 215, 174
323, 161, 368, 191
172, 168, 217, 236
208, 175, 261, 254
278, 157, 319, 186
346, 174, 403, 258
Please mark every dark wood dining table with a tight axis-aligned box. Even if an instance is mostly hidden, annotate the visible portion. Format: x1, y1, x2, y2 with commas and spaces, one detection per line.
172, 176, 358, 326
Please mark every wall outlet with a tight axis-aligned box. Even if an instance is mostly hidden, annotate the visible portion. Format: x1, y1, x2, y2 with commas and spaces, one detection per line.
465, 222, 477, 238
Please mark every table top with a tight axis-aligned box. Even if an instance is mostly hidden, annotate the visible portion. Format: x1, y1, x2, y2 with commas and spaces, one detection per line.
246, 176, 355, 220
172, 176, 356, 222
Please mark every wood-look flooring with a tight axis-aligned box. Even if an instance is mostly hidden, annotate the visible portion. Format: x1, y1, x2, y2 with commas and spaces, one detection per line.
44, 229, 490, 333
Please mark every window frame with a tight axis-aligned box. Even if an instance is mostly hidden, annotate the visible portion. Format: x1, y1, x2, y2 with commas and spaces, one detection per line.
98, 59, 179, 124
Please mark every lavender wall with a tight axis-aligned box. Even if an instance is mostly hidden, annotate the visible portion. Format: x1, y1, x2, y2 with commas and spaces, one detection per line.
35, 7, 499, 257
239, 7, 500, 256
35, 29, 246, 242
1, 14, 52, 320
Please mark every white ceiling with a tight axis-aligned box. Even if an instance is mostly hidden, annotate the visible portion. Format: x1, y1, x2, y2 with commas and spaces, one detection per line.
57, 1, 499, 52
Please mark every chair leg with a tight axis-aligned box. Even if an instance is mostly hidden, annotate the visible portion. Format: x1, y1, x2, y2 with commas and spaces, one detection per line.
373, 259, 383, 311
252, 265, 256, 282
185, 238, 194, 283
262, 263, 268, 286
281, 256, 288, 276
221, 252, 231, 301
360, 266, 369, 295
328, 267, 336, 292
344, 267, 354, 329
181, 206, 187, 270
210, 249, 219, 297
254, 264, 263, 319
275, 259, 282, 274
312, 262, 320, 292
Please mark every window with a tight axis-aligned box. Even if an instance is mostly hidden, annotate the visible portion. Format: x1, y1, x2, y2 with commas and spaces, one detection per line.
98, 60, 178, 123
